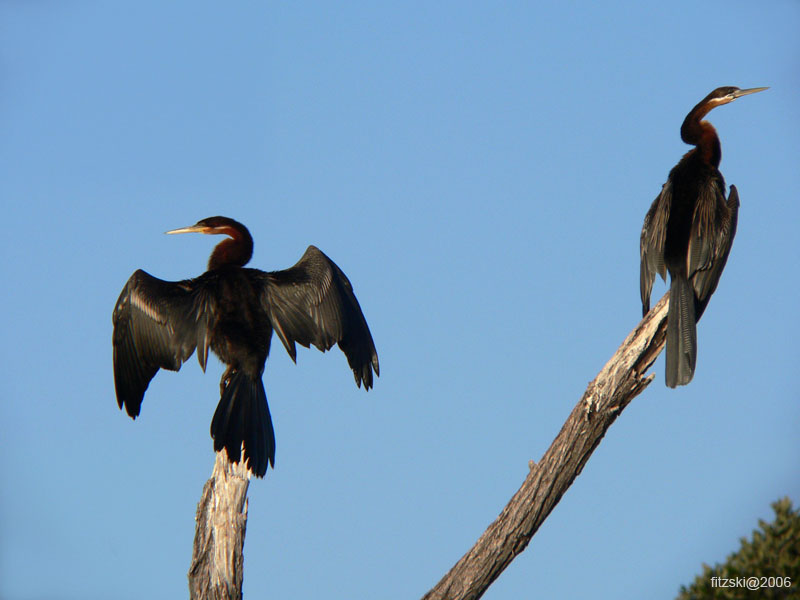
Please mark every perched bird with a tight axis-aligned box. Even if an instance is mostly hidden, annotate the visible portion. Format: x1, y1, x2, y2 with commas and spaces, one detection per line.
112, 216, 379, 476
640, 86, 766, 387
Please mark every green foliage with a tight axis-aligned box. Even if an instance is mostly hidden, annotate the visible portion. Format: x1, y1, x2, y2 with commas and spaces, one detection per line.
676, 497, 800, 600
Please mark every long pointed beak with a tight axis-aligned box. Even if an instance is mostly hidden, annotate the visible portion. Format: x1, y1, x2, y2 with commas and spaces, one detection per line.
733, 86, 769, 99
165, 224, 210, 235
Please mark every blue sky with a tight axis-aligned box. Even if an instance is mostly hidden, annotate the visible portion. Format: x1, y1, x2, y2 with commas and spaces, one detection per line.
1, 2, 798, 599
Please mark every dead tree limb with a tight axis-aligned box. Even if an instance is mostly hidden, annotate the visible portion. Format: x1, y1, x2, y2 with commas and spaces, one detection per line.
421, 292, 669, 600
188, 450, 251, 600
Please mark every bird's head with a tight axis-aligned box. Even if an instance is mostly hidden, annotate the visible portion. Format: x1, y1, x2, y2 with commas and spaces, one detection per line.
166, 216, 246, 238
166, 216, 253, 269
700, 86, 768, 111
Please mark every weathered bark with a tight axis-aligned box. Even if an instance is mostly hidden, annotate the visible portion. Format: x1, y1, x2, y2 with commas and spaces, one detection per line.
188, 450, 251, 600
421, 293, 669, 600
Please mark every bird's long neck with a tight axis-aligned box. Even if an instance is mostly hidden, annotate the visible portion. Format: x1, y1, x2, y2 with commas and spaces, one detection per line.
208, 226, 253, 270
680, 102, 722, 168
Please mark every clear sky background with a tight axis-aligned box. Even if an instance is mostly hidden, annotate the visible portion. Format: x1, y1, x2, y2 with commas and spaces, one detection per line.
1, 2, 798, 599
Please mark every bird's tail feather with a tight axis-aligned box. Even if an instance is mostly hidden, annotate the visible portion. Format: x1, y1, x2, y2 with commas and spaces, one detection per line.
210, 370, 275, 477
666, 275, 697, 388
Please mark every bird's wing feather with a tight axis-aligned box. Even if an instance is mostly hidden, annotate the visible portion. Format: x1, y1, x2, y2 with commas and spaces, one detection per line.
688, 183, 739, 318
112, 269, 213, 417
255, 246, 379, 389
640, 182, 671, 316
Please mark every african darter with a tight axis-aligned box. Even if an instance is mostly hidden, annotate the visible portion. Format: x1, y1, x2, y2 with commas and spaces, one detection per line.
112, 217, 379, 476
640, 86, 766, 387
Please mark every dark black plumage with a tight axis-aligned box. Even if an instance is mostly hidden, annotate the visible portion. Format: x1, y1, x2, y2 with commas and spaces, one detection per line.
112, 216, 379, 476
640, 86, 765, 387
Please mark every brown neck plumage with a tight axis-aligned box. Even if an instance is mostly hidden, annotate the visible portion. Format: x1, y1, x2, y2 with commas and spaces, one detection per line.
208, 225, 253, 270
680, 101, 722, 168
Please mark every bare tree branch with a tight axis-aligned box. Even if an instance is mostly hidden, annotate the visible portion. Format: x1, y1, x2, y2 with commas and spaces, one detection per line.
188, 451, 251, 600
182, 293, 668, 600
421, 293, 669, 600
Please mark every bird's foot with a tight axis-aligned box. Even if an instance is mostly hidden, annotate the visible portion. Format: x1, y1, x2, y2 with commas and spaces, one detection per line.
219, 366, 235, 396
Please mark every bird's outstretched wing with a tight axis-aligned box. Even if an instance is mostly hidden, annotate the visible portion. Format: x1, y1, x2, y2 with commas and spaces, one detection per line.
112, 269, 213, 418
688, 182, 739, 320
255, 246, 379, 389
640, 181, 671, 316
